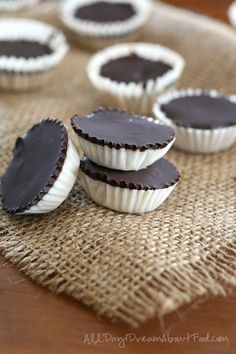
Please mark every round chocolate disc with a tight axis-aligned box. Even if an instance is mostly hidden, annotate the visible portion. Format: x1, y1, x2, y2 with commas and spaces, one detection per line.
0, 40, 52, 59
1, 119, 68, 214
160, 94, 236, 129
71, 109, 175, 151
81, 157, 180, 190
74, 1, 135, 22
100, 53, 172, 87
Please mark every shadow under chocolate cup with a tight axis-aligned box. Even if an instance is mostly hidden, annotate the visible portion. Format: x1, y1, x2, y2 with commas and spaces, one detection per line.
0, 18, 69, 91
71, 108, 175, 171
153, 89, 236, 154
1, 119, 80, 214
87, 42, 185, 115
80, 156, 180, 214
59, 0, 152, 50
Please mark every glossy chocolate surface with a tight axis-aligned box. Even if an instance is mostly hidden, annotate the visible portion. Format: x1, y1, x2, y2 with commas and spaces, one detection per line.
100, 53, 172, 87
72, 109, 175, 151
160, 94, 236, 129
74, 1, 135, 22
0, 40, 52, 59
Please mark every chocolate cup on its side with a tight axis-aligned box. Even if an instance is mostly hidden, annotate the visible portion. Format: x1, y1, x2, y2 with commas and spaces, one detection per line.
1, 119, 69, 214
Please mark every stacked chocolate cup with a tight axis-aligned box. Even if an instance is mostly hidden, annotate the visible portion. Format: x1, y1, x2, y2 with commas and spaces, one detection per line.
71, 108, 180, 214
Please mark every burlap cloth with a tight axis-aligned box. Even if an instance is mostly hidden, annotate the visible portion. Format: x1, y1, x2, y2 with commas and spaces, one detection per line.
0, 0, 236, 326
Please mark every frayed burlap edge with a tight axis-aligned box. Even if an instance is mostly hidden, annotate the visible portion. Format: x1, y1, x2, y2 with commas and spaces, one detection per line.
0, 234, 235, 326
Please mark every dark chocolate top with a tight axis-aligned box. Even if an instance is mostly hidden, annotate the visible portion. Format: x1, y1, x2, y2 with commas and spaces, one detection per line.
160, 94, 236, 129
71, 109, 175, 151
0, 40, 52, 59
74, 1, 135, 22
81, 157, 180, 190
1, 119, 68, 214
100, 53, 172, 87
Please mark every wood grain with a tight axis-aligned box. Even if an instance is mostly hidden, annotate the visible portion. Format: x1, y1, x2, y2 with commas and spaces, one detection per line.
0, 1, 235, 353
0, 258, 235, 354
164, 0, 233, 22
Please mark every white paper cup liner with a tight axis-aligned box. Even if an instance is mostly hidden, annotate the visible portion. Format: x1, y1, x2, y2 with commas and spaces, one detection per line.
0, 70, 55, 91
153, 89, 236, 154
60, 0, 152, 49
24, 139, 80, 214
0, 18, 69, 91
72, 114, 175, 171
0, 0, 39, 11
228, 1, 236, 27
87, 42, 185, 115
80, 170, 178, 214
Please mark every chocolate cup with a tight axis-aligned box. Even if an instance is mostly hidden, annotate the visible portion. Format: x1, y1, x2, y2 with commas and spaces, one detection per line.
100, 53, 173, 88
74, 1, 136, 23
153, 89, 236, 153
0, 40, 53, 59
71, 108, 175, 151
80, 157, 180, 191
160, 93, 236, 129
1, 119, 68, 214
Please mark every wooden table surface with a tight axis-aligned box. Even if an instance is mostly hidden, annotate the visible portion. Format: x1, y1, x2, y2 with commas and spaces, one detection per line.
0, 1, 235, 354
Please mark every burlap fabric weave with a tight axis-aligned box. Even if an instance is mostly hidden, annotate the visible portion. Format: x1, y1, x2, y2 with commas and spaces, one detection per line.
0, 1, 235, 326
